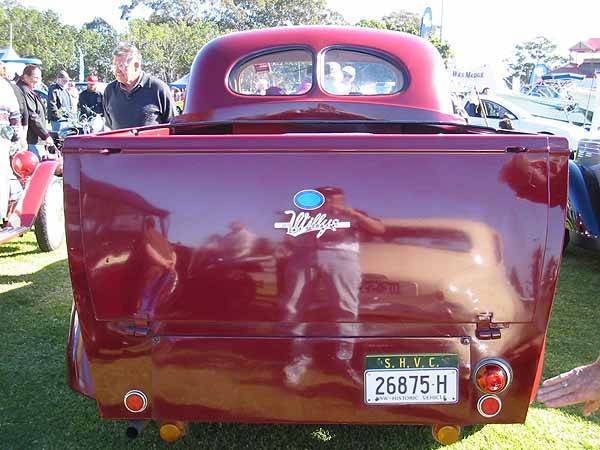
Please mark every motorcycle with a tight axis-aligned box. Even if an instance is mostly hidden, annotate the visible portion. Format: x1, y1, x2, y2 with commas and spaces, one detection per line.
51, 110, 104, 150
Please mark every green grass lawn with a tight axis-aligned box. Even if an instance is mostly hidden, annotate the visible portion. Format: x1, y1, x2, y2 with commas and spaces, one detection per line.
0, 232, 599, 449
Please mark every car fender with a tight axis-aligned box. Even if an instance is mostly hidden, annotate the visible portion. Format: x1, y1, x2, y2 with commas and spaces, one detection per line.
66, 304, 95, 399
13, 160, 59, 228
567, 160, 600, 237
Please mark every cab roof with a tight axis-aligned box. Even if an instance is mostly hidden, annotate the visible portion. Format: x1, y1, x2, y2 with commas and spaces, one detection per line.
176, 26, 457, 124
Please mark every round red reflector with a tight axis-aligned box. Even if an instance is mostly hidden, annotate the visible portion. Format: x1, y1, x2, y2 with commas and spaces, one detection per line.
474, 360, 511, 394
124, 390, 148, 413
477, 394, 502, 417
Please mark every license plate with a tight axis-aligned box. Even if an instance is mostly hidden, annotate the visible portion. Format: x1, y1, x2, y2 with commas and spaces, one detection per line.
364, 354, 459, 405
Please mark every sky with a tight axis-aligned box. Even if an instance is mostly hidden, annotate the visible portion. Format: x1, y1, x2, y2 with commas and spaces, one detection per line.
16, 0, 600, 68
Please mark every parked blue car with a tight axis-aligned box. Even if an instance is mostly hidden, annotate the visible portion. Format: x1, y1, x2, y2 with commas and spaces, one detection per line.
567, 138, 600, 250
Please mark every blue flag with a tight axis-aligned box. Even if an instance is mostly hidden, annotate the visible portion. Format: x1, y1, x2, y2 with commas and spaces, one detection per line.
420, 7, 433, 39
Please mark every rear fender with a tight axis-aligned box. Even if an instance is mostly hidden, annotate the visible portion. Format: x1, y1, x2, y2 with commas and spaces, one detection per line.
66, 304, 95, 399
529, 336, 546, 404
567, 160, 600, 237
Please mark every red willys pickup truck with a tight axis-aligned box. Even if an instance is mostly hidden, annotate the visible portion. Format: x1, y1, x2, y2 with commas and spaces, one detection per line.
62, 27, 568, 445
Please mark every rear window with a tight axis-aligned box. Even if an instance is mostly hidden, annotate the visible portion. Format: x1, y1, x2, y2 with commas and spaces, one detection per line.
380, 227, 472, 253
322, 48, 406, 96
229, 49, 313, 96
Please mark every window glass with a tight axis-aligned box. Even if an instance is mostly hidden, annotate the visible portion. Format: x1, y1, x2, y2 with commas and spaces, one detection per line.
384, 227, 472, 252
322, 49, 405, 96
230, 49, 313, 96
483, 101, 516, 120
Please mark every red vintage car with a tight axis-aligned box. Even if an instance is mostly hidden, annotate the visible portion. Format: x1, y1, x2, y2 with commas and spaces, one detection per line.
62, 27, 568, 445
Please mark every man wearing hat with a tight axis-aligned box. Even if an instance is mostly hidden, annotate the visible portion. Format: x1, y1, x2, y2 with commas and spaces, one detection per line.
79, 74, 103, 117
341, 66, 356, 95
47, 69, 73, 131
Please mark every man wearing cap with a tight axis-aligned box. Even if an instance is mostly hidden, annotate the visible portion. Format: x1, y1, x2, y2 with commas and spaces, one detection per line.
79, 74, 103, 117
103, 42, 175, 130
341, 66, 357, 95
47, 70, 73, 131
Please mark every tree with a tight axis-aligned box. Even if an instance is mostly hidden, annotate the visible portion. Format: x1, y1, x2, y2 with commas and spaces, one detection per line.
84, 17, 117, 35
124, 19, 218, 82
78, 19, 120, 81
0, 2, 79, 82
506, 36, 568, 84
357, 10, 420, 35
355, 10, 453, 62
429, 36, 452, 62
210, 0, 346, 32
119, 0, 208, 25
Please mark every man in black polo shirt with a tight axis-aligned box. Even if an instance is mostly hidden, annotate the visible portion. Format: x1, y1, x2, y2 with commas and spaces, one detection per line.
103, 42, 175, 130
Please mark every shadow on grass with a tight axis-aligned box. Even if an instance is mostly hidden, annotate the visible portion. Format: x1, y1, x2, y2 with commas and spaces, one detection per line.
0, 258, 453, 449
181, 422, 446, 450
0, 241, 40, 257
2, 244, 598, 448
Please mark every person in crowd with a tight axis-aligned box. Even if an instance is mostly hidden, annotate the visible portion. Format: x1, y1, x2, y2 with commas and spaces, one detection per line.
17, 65, 53, 159
324, 62, 345, 95
67, 81, 79, 116
47, 70, 73, 131
295, 77, 312, 95
0, 62, 26, 149
79, 74, 103, 117
254, 78, 268, 95
538, 355, 600, 416
0, 62, 23, 225
103, 42, 175, 130
341, 65, 356, 95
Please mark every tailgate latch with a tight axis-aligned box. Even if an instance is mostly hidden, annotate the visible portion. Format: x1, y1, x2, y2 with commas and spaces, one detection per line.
476, 312, 508, 340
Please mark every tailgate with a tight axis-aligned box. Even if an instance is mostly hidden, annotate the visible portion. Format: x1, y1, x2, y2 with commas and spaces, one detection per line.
65, 133, 566, 329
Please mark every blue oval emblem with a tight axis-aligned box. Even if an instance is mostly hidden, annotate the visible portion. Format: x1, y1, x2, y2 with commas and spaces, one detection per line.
293, 190, 325, 210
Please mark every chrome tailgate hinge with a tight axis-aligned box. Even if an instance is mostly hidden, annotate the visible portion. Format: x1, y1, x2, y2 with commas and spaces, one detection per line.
476, 313, 508, 340
124, 320, 150, 337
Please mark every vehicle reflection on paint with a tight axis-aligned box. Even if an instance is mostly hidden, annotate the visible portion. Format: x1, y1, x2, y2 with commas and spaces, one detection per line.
358, 219, 526, 322
82, 179, 526, 327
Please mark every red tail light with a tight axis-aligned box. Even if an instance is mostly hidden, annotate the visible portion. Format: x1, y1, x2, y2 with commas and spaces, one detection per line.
124, 390, 148, 413
477, 394, 502, 417
474, 359, 511, 394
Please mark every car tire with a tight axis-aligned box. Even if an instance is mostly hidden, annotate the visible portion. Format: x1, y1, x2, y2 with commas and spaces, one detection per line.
34, 176, 65, 252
